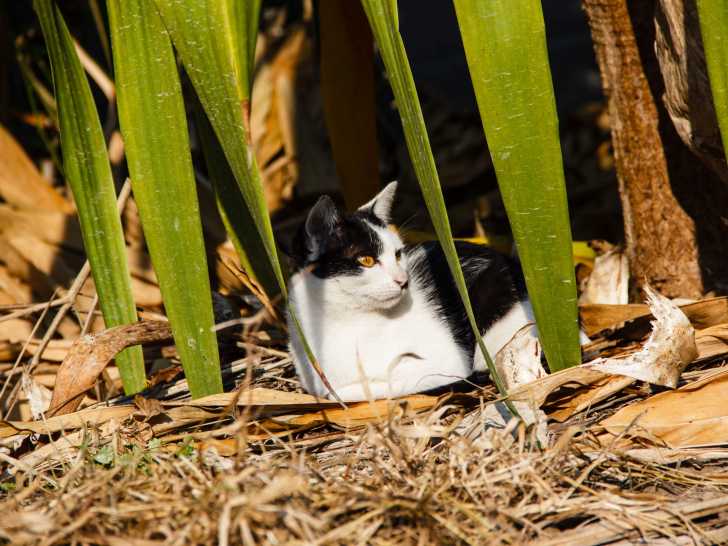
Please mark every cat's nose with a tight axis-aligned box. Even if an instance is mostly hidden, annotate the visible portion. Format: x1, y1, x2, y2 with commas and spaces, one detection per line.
393, 272, 408, 289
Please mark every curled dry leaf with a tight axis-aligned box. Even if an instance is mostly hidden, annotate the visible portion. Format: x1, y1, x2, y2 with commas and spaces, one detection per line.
600, 370, 728, 448
585, 286, 697, 388
580, 295, 728, 338
495, 323, 546, 392
462, 325, 549, 448
48, 320, 172, 417
578, 247, 629, 305
21, 373, 51, 420
508, 366, 610, 407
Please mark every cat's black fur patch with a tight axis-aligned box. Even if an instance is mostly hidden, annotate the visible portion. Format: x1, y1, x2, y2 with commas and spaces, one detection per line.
291, 198, 527, 354
407, 241, 527, 357
291, 199, 384, 278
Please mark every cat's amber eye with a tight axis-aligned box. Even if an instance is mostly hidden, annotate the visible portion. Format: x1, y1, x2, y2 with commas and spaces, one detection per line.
357, 255, 376, 268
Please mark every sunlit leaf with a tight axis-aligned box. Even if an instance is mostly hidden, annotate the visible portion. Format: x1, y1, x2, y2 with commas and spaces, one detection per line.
152, 0, 283, 294
108, 0, 221, 397
360, 0, 510, 398
697, 0, 728, 161
453, 0, 581, 371
34, 0, 144, 394
154, 0, 340, 401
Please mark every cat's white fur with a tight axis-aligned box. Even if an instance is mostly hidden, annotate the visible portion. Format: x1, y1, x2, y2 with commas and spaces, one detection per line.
287, 182, 558, 402
290, 229, 470, 401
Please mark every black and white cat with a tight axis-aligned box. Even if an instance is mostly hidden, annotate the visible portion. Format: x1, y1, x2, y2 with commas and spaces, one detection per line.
287, 182, 540, 402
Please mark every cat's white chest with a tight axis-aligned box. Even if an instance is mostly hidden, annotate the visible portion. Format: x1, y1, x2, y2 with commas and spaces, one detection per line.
288, 273, 470, 400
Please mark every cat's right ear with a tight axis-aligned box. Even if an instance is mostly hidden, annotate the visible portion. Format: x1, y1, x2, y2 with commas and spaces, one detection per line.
303, 195, 341, 262
358, 181, 397, 224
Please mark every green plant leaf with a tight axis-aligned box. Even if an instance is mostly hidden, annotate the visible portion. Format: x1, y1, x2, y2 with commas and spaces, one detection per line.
154, 0, 342, 402
360, 0, 510, 398
34, 0, 144, 394
107, 0, 221, 398
191, 94, 277, 297
153, 0, 283, 295
239, 0, 261, 94
453, 0, 581, 372
697, 0, 728, 161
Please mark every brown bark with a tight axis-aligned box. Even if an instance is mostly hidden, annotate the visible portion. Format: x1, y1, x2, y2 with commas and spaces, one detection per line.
582, 0, 704, 299
655, 0, 728, 184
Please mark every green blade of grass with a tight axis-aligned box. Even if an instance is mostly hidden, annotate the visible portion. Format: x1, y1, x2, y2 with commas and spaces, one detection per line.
154, 0, 342, 402
153, 0, 283, 295
360, 0, 510, 398
34, 0, 145, 394
191, 95, 277, 297
453, 0, 581, 372
107, 0, 221, 398
239, 0, 261, 95
697, 0, 728, 159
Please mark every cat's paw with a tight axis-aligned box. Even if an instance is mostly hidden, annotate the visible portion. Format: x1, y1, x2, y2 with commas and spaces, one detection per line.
330, 382, 398, 402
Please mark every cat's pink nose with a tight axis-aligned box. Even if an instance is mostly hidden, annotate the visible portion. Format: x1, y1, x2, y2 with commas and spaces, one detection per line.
393, 271, 408, 289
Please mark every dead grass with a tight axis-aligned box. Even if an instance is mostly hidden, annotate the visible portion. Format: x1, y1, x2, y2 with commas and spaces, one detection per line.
2, 295, 728, 544
2, 349, 728, 545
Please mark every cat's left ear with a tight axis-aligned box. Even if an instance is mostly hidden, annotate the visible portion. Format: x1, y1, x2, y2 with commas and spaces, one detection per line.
358, 181, 397, 224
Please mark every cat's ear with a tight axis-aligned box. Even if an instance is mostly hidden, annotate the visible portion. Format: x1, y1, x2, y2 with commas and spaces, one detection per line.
304, 195, 341, 261
358, 181, 397, 224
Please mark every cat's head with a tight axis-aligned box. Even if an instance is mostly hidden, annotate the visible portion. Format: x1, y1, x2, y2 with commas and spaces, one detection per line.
291, 182, 409, 310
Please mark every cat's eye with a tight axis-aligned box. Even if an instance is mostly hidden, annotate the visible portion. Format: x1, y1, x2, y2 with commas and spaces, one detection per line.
357, 255, 376, 267
395, 248, 403, 260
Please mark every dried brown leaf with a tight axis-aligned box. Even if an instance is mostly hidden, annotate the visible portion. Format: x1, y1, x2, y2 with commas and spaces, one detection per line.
134, 395, 163, 418
508, 366, 610, 407
494, 324, 546, 391
601, 370, 728, 448
578, 247, 629, 305
0, 126, 72, 213
0, 405, 134, 438
580, 296, 728, 337
48, 321, 172, 416
280, 395, 438, 428
696, 324, 728, 361
585, 286, 697, 387
169, 387, 339, 408
547, 374, 635, 422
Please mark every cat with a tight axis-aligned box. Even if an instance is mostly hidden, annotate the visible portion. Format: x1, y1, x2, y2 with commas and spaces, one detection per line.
287, 182, 550, 402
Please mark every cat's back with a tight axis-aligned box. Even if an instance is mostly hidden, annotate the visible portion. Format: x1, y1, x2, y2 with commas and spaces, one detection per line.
406, 241, 528, 356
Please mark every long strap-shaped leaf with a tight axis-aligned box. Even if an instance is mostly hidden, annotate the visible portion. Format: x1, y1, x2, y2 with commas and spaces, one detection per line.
107, 0, 222, 398
202, 0, 276, 297
153, 0, 282, 295
191, 94, 276, 294
697, 0, 728, 159
34, 0, 145, 394
360, 0, 510, 398
453, 0, 581, 372
153, 0, 341, 402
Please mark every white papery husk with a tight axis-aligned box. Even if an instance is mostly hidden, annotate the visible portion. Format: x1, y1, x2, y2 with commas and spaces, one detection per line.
586, 285, 698, 388
578, 247, 629, 305
459, 324, 549, 449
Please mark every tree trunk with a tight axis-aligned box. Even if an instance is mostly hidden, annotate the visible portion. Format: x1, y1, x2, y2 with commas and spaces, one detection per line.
582, 0, 703, 299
